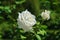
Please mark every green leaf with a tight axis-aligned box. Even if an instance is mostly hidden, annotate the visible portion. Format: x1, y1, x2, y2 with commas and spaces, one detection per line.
12, 5, 16, 9
0, 6, 12, 13
36, 21, 40, 26
0, 6, 4, 9
20, 35, 26, 39
15, 0, 26, 4
37, 30, 46, 36
35, 34, 41, 40
40, 25, 47, 29
0, 22, 10, 30
4, 6, 11, 13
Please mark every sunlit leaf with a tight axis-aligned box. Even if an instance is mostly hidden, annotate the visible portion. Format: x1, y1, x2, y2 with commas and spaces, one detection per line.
37, 30, 46, 36
35, 34, 41, 40
15, 0, 26, 4
20, 35, 26, 39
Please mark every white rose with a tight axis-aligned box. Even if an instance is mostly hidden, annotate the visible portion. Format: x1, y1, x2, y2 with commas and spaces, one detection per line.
41, 10, 50, 20
17, 10, 36, 32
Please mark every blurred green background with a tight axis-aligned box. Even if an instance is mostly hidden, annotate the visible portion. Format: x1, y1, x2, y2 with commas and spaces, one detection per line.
0, 0, 60, 40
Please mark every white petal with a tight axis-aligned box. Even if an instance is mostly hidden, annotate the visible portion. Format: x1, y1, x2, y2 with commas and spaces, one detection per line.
17, 9, 36, 32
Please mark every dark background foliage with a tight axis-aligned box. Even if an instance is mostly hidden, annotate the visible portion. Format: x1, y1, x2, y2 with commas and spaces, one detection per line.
0, 0, 60, 40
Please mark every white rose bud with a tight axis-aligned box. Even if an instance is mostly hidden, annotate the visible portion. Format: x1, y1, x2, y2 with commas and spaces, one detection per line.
41, 10, 50, 20
17, 10, 36, 32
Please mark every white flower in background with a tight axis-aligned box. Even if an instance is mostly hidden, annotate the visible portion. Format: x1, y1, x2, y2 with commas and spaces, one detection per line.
17, 10, 36, 32
41, 10, 50, 20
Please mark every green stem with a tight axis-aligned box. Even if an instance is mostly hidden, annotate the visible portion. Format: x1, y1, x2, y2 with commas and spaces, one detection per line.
28, 0, 40, 17
31, 30, 41, 40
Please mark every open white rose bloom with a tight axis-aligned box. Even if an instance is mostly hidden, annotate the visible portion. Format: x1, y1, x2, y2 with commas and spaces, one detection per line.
17, 10, 36, 32
41, 10, 50, 20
